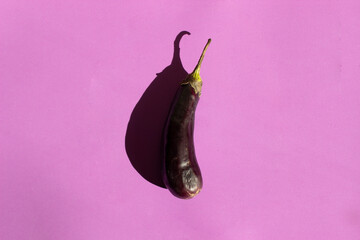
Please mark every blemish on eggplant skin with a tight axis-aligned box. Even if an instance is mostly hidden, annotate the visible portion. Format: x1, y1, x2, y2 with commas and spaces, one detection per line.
182, 169, 199, 192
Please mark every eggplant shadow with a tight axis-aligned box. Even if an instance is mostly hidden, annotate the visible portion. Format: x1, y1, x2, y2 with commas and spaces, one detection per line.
125, 31, 190, 188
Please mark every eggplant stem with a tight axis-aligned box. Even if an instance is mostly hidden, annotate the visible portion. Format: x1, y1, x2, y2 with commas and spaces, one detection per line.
191, 39, 211, 78
182, 38, 211, 95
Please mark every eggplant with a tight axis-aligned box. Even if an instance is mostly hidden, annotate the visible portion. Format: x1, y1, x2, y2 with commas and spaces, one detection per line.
163, 38, 211, 199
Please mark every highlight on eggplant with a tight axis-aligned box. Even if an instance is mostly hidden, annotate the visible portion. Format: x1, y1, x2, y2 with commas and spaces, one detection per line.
163, 38, 211, 199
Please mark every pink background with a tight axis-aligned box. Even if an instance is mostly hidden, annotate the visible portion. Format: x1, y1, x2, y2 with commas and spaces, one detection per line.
1, 1, 360, 239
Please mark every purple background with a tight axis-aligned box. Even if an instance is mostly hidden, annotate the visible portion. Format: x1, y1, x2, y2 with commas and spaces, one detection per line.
1, 1, 360, 239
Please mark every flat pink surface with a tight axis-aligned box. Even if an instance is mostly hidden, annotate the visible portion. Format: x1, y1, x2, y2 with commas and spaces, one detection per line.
1, 1, 360, 239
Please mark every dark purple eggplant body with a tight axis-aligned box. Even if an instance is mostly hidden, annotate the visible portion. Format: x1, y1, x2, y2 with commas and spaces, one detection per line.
163, 84, 202, 199
162, 37, 210, 199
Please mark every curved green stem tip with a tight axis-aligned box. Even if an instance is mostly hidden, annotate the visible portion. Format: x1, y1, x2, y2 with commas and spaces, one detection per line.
191, 38, 211, 77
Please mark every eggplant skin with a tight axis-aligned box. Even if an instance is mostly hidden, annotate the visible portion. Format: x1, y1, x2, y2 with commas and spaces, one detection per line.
163, 84, 203, 199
